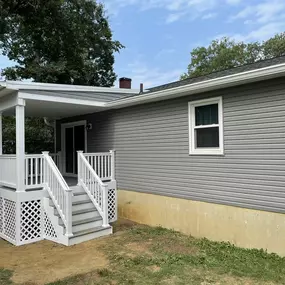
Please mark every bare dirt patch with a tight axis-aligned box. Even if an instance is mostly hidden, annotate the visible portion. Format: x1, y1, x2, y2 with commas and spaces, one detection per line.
112, 218, 137, 233
124, 241, 153, 255
162, 242, 198, 255
0, 238, 109, 285
147, 265, 161, 273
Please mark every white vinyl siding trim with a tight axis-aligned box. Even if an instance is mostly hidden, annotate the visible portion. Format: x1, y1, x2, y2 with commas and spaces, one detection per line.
189, 97, 224, 155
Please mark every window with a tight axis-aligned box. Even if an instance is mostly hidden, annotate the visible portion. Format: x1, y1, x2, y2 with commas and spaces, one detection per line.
189, 97, 224, 155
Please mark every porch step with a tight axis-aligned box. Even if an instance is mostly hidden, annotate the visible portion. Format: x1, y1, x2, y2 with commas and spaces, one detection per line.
69, 226, 112, 246
72, 199, 94, 211
71, 187, 85, 195
59, 215, 103, 232
72, 217, 102, 232
72, 192, 89, 202
45, 183, 114, 246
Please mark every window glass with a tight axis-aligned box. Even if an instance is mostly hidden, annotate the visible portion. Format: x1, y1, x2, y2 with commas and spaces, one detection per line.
195, 127, 219, 148
195, 104, 218, 126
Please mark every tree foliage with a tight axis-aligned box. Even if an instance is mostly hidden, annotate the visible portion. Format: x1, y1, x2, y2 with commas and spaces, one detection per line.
3, 117, 54, 154
0, 0, 123, 86
181, 33, 285, 79
0, 0, 123, 153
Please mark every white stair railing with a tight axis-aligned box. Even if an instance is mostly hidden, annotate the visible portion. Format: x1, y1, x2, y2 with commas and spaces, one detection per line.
42, 152, 73, 237
50, 152, 61, 171
83, 150, 115, 180
77, 151, 109, 227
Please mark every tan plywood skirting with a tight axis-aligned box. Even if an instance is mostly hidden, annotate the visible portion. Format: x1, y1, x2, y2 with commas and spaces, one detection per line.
118, 190, 285, 256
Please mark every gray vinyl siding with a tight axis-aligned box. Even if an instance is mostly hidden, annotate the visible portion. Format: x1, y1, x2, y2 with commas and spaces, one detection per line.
57, 77, 285, 214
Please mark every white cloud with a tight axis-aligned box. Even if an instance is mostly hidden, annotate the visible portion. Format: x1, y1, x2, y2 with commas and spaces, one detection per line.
226, 0, 242, 4
230, 0, 285, 24
166, 12, 187, 23
117, 59, 183, 88
224, 0, 285, 44
233, 22, 285, 42
202, 12, 217, 20
103, 0, 238, 23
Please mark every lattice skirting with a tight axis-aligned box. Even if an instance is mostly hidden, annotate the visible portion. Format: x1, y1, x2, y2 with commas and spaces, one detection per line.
0, 197, 17, 244
108, 187, 117, 223
43, 212, 57, 241
0, 196, 58, 246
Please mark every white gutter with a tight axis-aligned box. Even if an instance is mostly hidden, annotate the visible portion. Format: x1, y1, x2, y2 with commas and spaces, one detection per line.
2, 80, 140, 94
105, 62, 285, 108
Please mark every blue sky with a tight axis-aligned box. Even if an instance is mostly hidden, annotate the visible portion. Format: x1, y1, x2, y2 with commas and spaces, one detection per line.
1, 0, 285, 88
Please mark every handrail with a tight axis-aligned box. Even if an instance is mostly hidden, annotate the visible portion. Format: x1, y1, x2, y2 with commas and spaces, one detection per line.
83, 152, 111, 156
42, 152, 73, 237
78, 151, 109, 227
50, 152, 61, 170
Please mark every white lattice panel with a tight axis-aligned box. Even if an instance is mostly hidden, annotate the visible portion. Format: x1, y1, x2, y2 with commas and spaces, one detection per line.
3, 199, 16, 241
20, 200, 41, 242
108, 188, 117, 223
0, 197, 3, 234
43, 212, 57, 239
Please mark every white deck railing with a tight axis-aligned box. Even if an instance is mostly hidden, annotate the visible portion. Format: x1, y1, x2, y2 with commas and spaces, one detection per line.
25, 154, 44, 189
83, 151, 115, 180
0, 155, 17, 188
42, 152, 73, 237
78, 151, 109, 227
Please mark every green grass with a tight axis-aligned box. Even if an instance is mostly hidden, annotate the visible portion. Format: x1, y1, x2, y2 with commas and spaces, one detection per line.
0, 268, 13, 285
2, 224, 285, 284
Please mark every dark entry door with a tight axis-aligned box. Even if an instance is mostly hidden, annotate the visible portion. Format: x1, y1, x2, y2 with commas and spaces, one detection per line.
65, 124, 85, 175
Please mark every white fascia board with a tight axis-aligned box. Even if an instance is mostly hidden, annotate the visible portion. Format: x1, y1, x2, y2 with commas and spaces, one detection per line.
0, 93, 24, 112
106, 63, 285, 108
0, 81, 7, 88
18, 92, 105, 107
4, 80, 139, 94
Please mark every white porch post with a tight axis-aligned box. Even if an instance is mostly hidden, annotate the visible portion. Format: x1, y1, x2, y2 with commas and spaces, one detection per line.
16, 101, 25, 192
0, 113, 2, 155
110, 150, 115, 180
102, 183, 109, 227
77, 150, 83, 185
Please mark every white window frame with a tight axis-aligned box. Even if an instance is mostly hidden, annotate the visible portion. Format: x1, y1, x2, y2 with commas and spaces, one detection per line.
188, 96, 224, 155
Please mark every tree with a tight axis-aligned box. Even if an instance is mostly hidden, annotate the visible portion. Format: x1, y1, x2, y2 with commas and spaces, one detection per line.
0, 0, 123, 86
3, 117, 54, 154
0, 0, 123, 153
181, 33, 285, 79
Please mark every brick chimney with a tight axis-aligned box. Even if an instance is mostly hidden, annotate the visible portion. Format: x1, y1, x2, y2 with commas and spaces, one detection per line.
119, 77, 132, 89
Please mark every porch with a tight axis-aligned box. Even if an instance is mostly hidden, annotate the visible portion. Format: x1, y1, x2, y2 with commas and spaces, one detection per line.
0, 151, 116, 191
0, 82, 119, 246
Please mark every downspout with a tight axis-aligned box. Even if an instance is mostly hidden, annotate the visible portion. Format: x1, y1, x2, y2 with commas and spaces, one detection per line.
44, 117, 56, 154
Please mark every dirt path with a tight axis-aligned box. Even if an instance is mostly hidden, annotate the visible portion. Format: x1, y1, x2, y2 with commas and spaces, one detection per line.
0, 238, 109, 284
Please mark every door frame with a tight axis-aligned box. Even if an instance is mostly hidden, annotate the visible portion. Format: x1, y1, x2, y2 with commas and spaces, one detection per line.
61, 120, 87, 177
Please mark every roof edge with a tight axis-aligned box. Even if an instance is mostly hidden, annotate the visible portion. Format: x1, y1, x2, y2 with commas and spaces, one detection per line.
106, 62, 285, 108
3, 80, 140, 94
